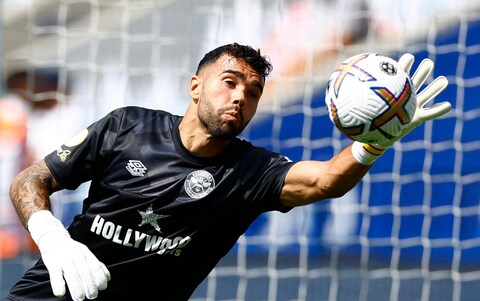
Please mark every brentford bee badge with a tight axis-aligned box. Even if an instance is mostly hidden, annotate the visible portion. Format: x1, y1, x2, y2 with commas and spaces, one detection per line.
184, 170, 215, 199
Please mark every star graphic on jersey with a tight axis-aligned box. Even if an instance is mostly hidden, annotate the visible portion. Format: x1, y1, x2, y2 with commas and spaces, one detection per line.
138, 204, 170, 233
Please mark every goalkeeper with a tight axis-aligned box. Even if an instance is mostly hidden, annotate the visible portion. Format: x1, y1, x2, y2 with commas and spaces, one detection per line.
7, 43, 450, 301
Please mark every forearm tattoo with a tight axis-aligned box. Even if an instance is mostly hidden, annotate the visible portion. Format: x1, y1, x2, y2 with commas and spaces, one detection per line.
9, 160, 60, 228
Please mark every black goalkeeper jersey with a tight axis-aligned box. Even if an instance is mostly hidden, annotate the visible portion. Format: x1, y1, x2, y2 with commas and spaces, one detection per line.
7, 106, 295, 301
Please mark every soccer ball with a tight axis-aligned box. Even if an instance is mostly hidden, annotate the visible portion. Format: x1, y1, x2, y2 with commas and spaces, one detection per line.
325, 53, 417, 144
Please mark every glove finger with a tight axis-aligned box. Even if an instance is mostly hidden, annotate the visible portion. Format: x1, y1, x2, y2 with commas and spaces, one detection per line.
398, 53, 414, 74
417, 76, 449, 107
62, 260, 86, 301
46, 265, 67, 297
417, 101, 452, 122
75, 256, 100, 300
411, 59, 434, 90
82, 249, 110, 294
102, 263, 111, 281
94, 263, 111, 291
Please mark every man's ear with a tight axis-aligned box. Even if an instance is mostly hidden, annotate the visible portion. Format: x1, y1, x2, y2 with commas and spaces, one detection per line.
189, 75, 201, 101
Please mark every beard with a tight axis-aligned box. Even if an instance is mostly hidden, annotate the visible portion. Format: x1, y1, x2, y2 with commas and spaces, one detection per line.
197, 92, 248, 140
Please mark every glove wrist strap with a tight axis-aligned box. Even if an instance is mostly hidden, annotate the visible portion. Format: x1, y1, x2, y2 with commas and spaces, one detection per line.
352, 141, 386, 165
27, 210, 69, 246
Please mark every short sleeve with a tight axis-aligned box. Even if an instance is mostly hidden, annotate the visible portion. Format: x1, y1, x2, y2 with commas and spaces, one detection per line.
44, 108, 125, 190
241, 147, 296, 213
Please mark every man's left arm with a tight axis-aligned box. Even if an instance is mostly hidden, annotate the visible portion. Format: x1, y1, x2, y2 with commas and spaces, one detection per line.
280, 53, 452, 208
280, 145, 371, 207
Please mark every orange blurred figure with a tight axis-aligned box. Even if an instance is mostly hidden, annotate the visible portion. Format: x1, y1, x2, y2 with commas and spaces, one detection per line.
0, 99, 29, 259
0, 100, 28, 149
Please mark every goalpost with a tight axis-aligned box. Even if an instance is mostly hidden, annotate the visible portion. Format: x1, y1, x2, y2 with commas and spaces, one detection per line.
1, 0, 480, 300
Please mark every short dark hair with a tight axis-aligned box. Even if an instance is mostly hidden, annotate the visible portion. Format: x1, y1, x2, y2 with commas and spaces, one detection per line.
196, 43, 273, 80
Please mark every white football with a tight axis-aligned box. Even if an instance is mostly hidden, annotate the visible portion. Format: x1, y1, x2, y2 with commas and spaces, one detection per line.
325, 53, 417, 144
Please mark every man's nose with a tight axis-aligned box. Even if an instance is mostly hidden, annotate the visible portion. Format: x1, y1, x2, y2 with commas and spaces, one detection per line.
232, 88, 246, 106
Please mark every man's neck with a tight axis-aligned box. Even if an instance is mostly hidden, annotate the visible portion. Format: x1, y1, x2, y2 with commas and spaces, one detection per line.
178, 117, 231, 158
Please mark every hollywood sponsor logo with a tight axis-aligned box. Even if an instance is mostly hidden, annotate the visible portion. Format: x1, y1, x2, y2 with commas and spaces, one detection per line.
90, 215, 191, 256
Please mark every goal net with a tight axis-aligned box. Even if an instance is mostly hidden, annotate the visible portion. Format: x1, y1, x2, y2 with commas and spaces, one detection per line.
1, 0, 480, 300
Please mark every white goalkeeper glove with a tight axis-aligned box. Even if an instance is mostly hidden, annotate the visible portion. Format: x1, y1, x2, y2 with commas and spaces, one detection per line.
28, 210, 111, 300
352, 53, 452, 165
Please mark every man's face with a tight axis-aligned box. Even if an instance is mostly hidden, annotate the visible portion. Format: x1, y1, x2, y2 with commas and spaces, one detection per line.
195, 55, 265, 140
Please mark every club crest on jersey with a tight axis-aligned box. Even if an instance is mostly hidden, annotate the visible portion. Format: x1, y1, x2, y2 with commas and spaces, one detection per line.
126, 160, 147, 176
184, 170, 215, 199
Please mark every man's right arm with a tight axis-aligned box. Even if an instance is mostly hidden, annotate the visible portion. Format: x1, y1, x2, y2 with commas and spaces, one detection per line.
9, 159, 62, 228
9, 159, 111, 300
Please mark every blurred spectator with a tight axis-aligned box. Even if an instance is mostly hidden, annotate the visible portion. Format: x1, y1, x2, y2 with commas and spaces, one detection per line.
0, 68, 85, 258
0, 99, 28, 258
6, 69, 64, 163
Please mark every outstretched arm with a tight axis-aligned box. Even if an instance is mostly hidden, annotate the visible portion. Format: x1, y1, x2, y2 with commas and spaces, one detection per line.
280, 144, 371, 207
280, 53, 452, 208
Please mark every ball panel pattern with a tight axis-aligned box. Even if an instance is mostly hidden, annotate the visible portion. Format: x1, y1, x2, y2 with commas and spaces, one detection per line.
325, 53, 417, 144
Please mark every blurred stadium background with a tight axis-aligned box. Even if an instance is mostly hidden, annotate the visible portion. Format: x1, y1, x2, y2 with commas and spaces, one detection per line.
1, 0, 480, 300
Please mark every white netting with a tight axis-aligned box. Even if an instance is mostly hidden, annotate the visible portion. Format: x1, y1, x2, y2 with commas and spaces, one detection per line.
1, 0, 480, 300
